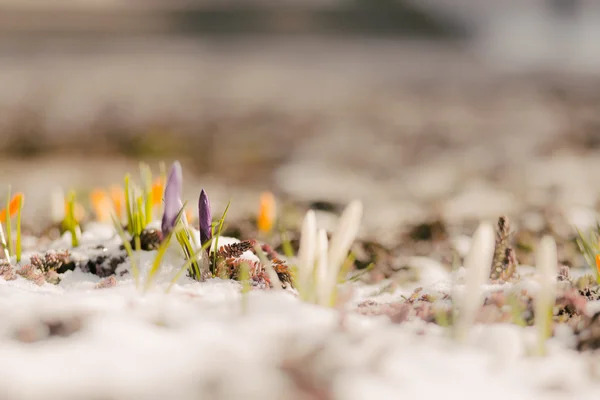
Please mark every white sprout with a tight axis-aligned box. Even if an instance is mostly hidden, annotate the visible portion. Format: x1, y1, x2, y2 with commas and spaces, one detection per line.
297, 210, 317, 300
50, 186, 65, 224
455, 222, 495, 342
316, 228, 330, 306
534, 235, 558, 356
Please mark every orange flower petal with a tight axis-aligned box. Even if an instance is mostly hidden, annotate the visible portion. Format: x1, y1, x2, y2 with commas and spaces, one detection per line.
109, 186, 125, 220
0, 192, 24, 221
596, 254, 600, 277
257, 191, 276, 233
185, 206, 194, 224
90, 189, 112, 222
151, 177, 165, 207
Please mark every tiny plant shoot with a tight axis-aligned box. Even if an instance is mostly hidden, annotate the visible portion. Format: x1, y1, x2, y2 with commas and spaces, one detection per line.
15, 194, 23, 263
4, 186, 13, 256
453, 222, 495, 342
63, 191, 80, 247
1, 190, 24, 260
211, 200, 231, 277
575, 226, 600, 283
534, 235, 558, 356
294, 200, 363, 307
257, 191, 276, 236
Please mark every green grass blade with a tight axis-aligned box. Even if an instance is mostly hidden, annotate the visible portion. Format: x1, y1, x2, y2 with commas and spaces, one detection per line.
337, 252, 356, 284
112, 213, 139, 287
239, 260, 251, 314
136, 196, 145, 235
124, 174, 134, 235
5, 186, 12, 256
347, 262, 375, 282
15, 195, 23, 263
211, 200, 231, 276
166, 237, 213, 293
144, 230, 175, 292
139, 162, 153, 225
66, 191, 79, 247
278, 229, 295, 259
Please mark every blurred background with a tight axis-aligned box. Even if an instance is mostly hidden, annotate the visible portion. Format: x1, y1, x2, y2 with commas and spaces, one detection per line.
2, 0, 600, 241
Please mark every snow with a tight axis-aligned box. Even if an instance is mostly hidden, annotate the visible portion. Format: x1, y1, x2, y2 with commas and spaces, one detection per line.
0, 229, 599, 399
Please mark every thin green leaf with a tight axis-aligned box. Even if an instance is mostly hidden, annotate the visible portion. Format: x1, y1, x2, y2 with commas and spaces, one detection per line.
166, 237, 213, 293
144, 230, 175, 292
212, 200, 231, 276
337, 252, 356, 283
239, 260, 251, 314
15, 195, 23, 263
112, 213, 139, 287
278, 229, 295, 259
136, 196, 145, 235
124, 174, 134, 235
5, 185, 12, 256
139, 162, 153, 225
66, 191, 79, 247
347, 262, 375, 282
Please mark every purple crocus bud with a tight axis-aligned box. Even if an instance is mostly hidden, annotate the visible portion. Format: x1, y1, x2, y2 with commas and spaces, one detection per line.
161, 161, 184, 237
199, 189, 212, 247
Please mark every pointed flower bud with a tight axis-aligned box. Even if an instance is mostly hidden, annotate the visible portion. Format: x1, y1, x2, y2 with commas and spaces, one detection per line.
257, 191, 276, 233
161, 161, 184, 237
199, 189, 212, 246
0, 192, 24, 222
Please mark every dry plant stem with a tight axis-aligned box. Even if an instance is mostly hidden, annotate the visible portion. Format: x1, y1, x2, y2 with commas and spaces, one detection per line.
491, 216, 518, 281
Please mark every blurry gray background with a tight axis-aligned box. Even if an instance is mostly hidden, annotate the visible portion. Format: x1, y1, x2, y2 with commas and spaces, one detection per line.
2, 0, 600, 237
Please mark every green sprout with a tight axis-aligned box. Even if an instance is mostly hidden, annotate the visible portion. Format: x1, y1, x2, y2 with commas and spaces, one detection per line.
211, 200, 231, 276
239, 260, 251, 314
575, 225, 600, 283
174, 223, 200, 280
166, 237, 214, 293
4, 186, 12, 256
139, 162, 154, 225
123, 173, 153, 245
144, 204, 187, 291
62, 191, 80, 248
0, 187, 25, 263
15, 194, 23, 263
111, 213, 140, 287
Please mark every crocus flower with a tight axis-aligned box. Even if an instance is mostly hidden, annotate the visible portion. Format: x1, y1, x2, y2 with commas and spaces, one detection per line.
257, 191, 276, 233
0, 192, 24, 222
109, 185, 125, 221
90, 189, 112, 223
161, 161, 184, 237
151, 177, 165, 208
198, 189, 212, 247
